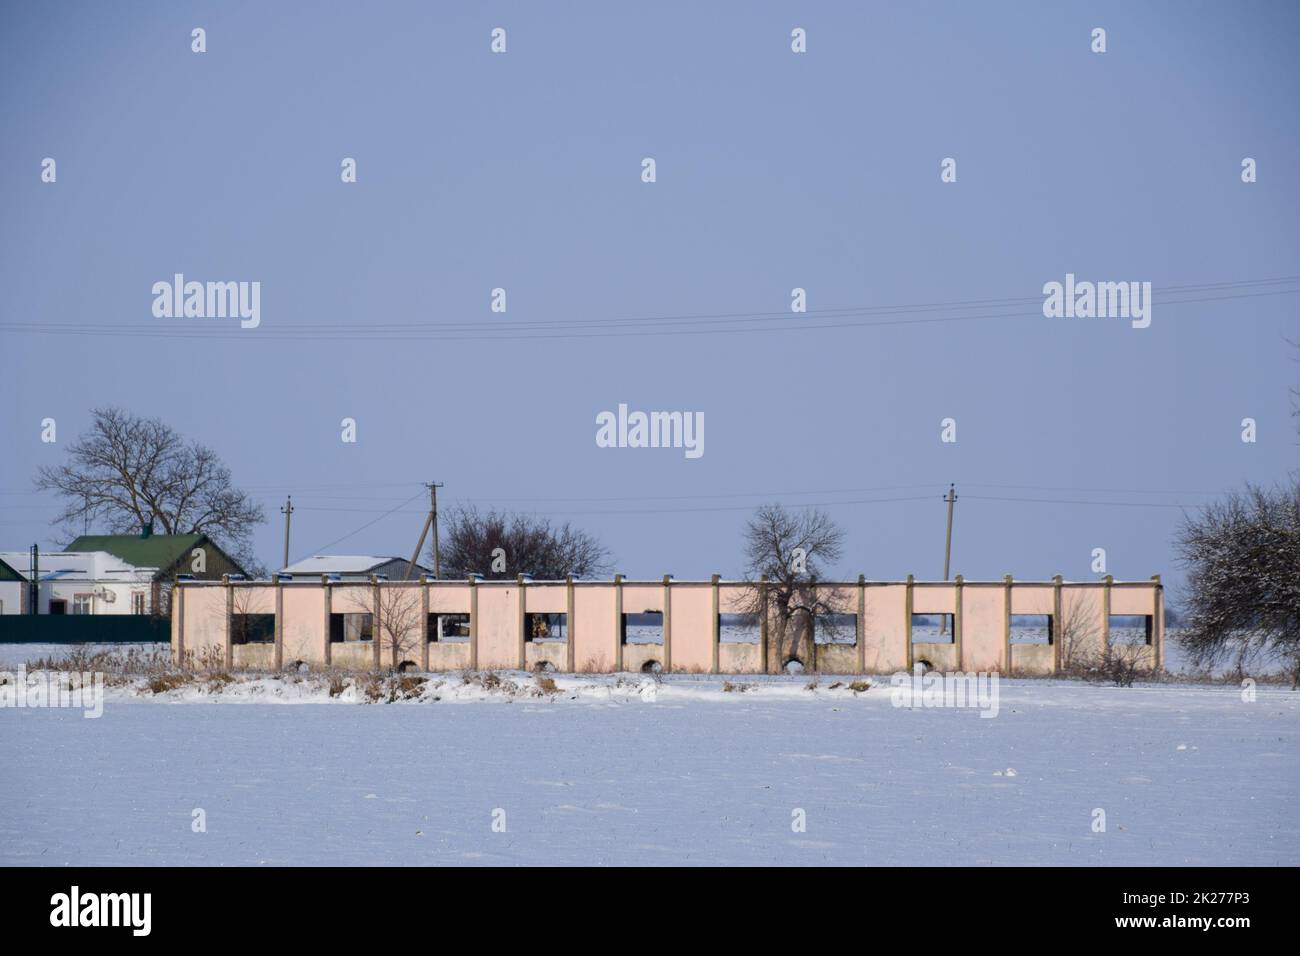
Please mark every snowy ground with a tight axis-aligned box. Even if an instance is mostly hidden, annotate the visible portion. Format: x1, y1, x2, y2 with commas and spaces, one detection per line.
2, 646, 1296, 865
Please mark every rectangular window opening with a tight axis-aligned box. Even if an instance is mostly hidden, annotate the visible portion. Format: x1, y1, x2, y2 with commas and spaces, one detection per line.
1010, 614, 1054, 645
911, 613, 955, 644
429, 612, 470, 643
329, 611, 373, 643
525, 612, 568, 643
815, 613, 858, 646
231, 612, 275, 645
718, 612, 760, 644
621, 610, 663, 645
1108, 614, 1153, 646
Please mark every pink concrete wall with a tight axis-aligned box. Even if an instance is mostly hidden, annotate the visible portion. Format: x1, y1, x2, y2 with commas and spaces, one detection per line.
670, 583, 713, 673
912, 584, 956, 614
1110, 585, 1157, 616
621, 584, 663, 616
476, 585, 520, 669
573, 586, 617, 671
330, 585, 372, 616
961, 584, 1006, 672
281, 585, 326, 665
179, 586, 226, 663
524, 584, 567, 614
1010, 585, 1054, 615
863, 586, 907, 673
428, 585, 470, 613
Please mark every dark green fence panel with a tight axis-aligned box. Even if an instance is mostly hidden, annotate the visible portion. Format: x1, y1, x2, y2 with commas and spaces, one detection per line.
0, 615, 171, 644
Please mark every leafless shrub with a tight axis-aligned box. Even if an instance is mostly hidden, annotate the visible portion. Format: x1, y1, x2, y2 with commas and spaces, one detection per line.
1176, 481, 1300, 688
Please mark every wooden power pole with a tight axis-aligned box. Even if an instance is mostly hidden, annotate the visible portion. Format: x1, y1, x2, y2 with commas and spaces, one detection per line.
405, 482, 443, 580
280, 496, 294, 571
939, 483, 957, 635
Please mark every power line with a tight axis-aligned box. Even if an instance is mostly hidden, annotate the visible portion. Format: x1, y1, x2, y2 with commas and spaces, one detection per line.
1, 277, 1295, 342
295, 488, 427, 559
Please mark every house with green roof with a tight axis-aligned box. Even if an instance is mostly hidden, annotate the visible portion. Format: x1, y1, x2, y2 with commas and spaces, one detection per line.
63, 529, 246, 614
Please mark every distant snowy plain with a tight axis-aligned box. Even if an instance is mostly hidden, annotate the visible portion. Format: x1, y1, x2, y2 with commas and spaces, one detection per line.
1, 641, 1296, 866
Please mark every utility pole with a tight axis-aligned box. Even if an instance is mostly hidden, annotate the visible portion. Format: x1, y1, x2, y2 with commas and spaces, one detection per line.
280, 496, 294, 571
430, 482, 442, 579
405, 482, 443, 580
939, 483, 957, 635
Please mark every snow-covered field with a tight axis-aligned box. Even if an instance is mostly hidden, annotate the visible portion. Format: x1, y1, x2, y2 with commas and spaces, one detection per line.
2, 643, 1297, 866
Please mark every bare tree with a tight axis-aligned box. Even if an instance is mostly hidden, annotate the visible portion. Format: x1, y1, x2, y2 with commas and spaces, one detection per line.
1176, 481, 1300, 687
1057, 590, 1102, 670
35, 407, 265, 572
437, 506, 611, 580
374, 586, 423, 670
738, 504, 845, 674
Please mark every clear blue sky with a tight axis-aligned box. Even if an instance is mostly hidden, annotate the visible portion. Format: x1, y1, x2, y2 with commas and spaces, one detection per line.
1, 1, 1296, 597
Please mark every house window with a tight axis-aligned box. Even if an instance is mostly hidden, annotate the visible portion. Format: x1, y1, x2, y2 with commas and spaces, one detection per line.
1010, 614, 1054, 645
816, 613, 857, 645
718, 612, 759, 644
525, 612, 568, 642
429, 613, 470, 642
1108, 614, 1153, 646
231, 613, 276, 644
911, 613, 955, 644
48, 599, 67, 615
621, 611, 663, 645
72, 594, 94, 615
131, 592, 147, 615
329, 612, 373, 643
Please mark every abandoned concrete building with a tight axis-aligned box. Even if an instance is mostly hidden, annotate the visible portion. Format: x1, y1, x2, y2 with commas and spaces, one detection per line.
171, 574, 1164, 675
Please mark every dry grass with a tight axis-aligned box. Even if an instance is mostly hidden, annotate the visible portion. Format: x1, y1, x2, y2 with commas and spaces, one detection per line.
535, 675, 560, 695
722, 681, 753, 693
145, 672, 191, 694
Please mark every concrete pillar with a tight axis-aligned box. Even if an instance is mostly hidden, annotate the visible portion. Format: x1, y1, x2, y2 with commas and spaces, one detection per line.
1001, 574, 1011, 674
517, 574, 527, 670
419, 576, 430, 672
710, 574, 720, 674
371, 575, 382, 669
468, 577, 478, 670
566, 576, 576, 673
1102, 574, 1113, 656
1052, 574, 1062, 674
662, 575, 673, 672
274, 575, 284, 671
613, 574, 624, 672
322, 575, 332, 667
856, 575, 866, 674
1152, 574, 1164, 671
174, 582, 186, 666
223, 574, 233, 670
904, 575, 914, 672
758, 575, 769, 675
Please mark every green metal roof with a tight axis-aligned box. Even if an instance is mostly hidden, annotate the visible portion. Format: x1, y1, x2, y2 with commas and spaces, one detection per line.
0, 555, 23, 581
65, 533, 206, 571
